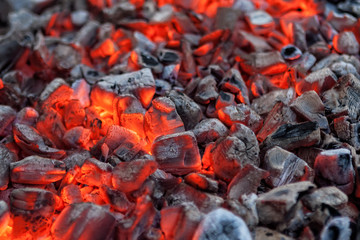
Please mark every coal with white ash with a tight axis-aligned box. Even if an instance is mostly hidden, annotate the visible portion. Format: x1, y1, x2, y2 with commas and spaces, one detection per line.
0, 0, 360, 239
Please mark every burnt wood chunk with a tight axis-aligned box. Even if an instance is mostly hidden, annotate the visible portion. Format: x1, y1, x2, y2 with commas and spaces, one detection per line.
0, 105, 16, 137
256, 181, 315, 226
76, 158, 113, 187
112, 159, 157, 192
184, 173, 219, 193
296, 67, 338, 95
314, 148, 355, 195
245, 10, 275, 35
194, 75, 219, 104
10, 155, 65, 184
290, 90, 329, 131
323, 74, 360, 120
240, 51, 287, 75
333, 31, 359, 55
0, 144, 16, 190
263, 146, 313, 187
152, 131, 201, 175
260, 121, 321, 154
168, 90, 203, 130
192, 118, 228, 145
91, 68, 155, 110
51, 203, 116, 240
220, 68, 249, 105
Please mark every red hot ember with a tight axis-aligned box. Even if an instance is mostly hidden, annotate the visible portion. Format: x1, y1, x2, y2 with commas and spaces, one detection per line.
0, 0, 360, 239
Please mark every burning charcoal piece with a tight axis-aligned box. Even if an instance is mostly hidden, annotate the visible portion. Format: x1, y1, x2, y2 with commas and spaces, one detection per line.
71, 79, 91, 107
63, 126, 91, 149
0, 201, 9, 236
245, 10, 274, 35
218, 104, 263, 133
134, 31, 156, 52
314, 149, 355, 194
254, 227, 293, 240
51, 202, 116, 240
263, 147, 313, 187
114, 94, 146, 138
76, 158, 113, 187
0, 37, 24, 76
281, 44, 302, 60
13, 123, 66, 159
251, 88, 295, 116
184, 173, 218, 193
155, 79, 171, 96
256, 181, 315, 226
228, 164, 269, 200
260, 122, 321, 153
290, 90, 329, 131
160, 202, 202, 240
230, 123, 260, 164
322, 74, 360, 121
10, 155, 65, 184
240, 51, 287, 75
192, 118, 227, 145
194, 75, 219, 105
73, 20, 100, 46
257, 102, 297, 142
137, 50, 163, 74
333, 31, 359, 55
144, 97, 185, 143
158, 49, 180, 64
15, 107, 39, 127
117, 195, 156, 239
220, 68, 249, 105
100, 185, 134, 213
320, 217, 353, 240
91, 125, 143, 160
193, 208, 252, 240
292, 52, 317, 74
209, 131, 260, 182
0, 144, 16, 190
296, 67, 338, 95
0, 105, 16, 137
333, 116, 360, 150
112, 159, 157, 192
330, 61, 359, 78
61, 184, 83, 205
63, 99, 85, 129
11, 188, 57, 239
40, 78, 73, 110
52, 44, 81, 74
215, 91, 235, 110
152, 131, 201, 175
91, 68, 155, 110
162, 64, 180, 83
302, 186, 348, 212
237, 31, 272, 53
168, 90, 203, 130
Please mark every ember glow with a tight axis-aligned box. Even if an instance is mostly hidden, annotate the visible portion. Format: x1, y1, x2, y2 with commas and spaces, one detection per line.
0, 0, 360, 239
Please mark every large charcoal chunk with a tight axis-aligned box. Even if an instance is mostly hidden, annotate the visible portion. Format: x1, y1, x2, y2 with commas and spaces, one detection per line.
112, 159, 158, 192
323, 74, 360, 120
166, 183, 223, 213
302, 186, 348, 211
260, 121, 321, 153
192, 118, 228, 145
218, 104, 263, 133
256, 181, 315, 226
193, 208, 252, 240
333, 31, 359, 55
296, 67, 338, 95
168, 90, 203, 130
10, 155, 65, 184
227, 164, 269, 200
240, 51, 287, 75
0, 105, 16, 137
314, 148, 355, 194
91, 68, 155, 110
263, 146, 313, 187
160, 202, 202, 240
14, 123, 66, 159
152, 131, 201, 175
290, 90, 329, 131
11, 188, 56, 239
0, 144, 16, 190
76, 158, 113, 187
51, 203, 116, 240
144, 97, 185, 143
